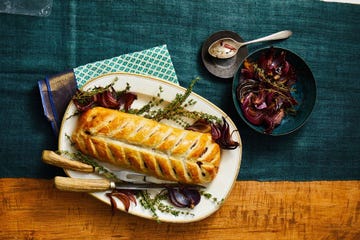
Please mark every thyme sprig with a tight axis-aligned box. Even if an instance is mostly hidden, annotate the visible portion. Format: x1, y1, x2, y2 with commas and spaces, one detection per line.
150, 77, 199, 122
129, 86, 165, 115
253, 63, 297, 113
130, 77, 221, 127
137, 190, 194, 221
253, 63, 291, 93
200, 191, 224, 205
74, 78, 117, 104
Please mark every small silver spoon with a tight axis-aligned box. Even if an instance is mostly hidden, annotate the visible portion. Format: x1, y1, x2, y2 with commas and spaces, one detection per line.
208, 30, 292, 59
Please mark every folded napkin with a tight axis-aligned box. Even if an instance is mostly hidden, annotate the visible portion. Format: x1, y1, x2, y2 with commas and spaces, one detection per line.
38, 45, 178, 136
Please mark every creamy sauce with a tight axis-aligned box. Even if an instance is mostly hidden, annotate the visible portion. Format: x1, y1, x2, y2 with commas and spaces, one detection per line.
209, 39, 237, 58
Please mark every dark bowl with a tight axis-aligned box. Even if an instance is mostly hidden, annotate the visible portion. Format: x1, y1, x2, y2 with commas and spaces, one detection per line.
232, 47, 317, 136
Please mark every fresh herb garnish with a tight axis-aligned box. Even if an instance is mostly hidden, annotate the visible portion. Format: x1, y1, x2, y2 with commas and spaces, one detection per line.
130, 77, 221, 127
137, 190, 195, 221
200, 191, 224, 205
71, 77, 221, 128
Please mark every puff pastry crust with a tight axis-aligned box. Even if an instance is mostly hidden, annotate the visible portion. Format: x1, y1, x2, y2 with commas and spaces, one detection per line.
71, 107, 221, 184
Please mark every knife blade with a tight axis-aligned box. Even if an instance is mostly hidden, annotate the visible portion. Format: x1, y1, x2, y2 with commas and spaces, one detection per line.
54, 176, 204, 192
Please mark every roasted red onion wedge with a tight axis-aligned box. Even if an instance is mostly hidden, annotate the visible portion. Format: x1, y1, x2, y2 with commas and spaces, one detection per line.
119, 92, 138, 112
185, 119, 212, 133
106, 189, 137, 213
211, 117, 239, 149
72, 87, 137, 113
167, 187, 201, 209
186, 118, 239, 150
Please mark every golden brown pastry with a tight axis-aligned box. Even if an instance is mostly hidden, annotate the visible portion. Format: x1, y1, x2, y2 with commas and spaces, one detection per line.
71, 107, 221, 184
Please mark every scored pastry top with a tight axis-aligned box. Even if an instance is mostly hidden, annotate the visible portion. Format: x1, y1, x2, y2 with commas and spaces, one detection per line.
71, 107, 221, 184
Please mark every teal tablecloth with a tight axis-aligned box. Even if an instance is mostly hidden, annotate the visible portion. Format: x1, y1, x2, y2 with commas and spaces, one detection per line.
0, 0, 359, 180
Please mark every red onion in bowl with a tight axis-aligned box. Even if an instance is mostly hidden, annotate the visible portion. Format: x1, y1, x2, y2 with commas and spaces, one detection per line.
235, 47, 298, 134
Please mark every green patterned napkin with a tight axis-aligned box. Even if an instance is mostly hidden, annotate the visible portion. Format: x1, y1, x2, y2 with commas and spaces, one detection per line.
74, 44, 178, 88
38, 44, 178, 136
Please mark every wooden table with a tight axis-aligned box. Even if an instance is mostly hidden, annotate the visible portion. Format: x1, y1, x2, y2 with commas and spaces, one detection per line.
1, 179, 358, 239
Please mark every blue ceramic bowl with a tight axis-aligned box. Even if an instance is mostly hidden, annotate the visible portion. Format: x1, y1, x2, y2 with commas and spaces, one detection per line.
232, 47, 316, 136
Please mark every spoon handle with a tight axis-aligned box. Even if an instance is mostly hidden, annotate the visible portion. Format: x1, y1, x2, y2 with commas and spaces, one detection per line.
240, 30, 292, 47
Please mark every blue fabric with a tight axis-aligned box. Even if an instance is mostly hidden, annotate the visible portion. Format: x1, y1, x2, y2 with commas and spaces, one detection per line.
0, 0, 359, 180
